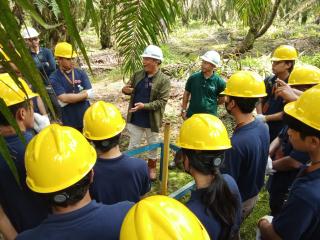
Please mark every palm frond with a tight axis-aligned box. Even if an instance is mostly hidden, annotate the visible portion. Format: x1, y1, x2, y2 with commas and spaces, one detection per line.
114, 0, 179, 75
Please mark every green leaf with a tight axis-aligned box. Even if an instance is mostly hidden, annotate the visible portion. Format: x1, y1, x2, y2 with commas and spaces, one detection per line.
14, 0, 61, 29
55, 0, 92, 73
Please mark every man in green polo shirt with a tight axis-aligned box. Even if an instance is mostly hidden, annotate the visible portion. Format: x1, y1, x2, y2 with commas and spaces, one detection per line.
181, 50, 226, 119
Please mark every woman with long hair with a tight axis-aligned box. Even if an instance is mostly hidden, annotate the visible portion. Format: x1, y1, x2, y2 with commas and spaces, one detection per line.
176, 114, 241, 240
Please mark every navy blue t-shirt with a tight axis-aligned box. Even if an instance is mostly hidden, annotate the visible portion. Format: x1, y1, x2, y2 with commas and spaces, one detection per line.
90, 154, 150, 204
221, 119, 270, 201
262, 75, 287, 142
30, 47, 56, 84
0, 132, 49, 233
16, 200, 134, 240
268, 126, 309, 200
186, 174, 241, 240
50, 68, 91, 129
131, 74, 152, 128
272, 167, 320, 240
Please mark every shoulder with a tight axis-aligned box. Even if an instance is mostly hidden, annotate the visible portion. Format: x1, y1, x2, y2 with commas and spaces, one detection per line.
189, 71, 202, 79
122, 154, 147, 167
49, 69, 61, 80
101, 201, 134, 214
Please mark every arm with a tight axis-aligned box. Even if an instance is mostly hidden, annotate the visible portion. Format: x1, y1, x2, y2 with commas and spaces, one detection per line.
0, 206, 17, 240
36, 96, 47, 115
258, 219, 282, 240
265, 111, 284, 122
181, 90, 190, 119
57, 91, 88, 104
272, 156, 302, 171
269, 137, 280, 157
46, 49, 56, 73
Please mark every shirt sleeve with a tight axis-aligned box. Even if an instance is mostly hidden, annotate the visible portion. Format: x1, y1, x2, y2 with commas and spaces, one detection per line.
217, 75, 226, 93
50, 74, 66, 96
185, 75, 192, 92
272, 194, 315, 240
80, 70, 92, 90
45, 49, 56, 75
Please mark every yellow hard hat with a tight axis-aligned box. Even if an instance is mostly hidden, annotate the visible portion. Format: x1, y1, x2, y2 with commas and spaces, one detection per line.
83, 101, 126, 140
176, 114, 231, 150
0, 73, 38, 106
54, 42, 77, 58
221, 71, 267, 97
25, 124, 97, 193
288, 65, 320, 86
120, 195, 210, 240
271, 45, 298, 61
284, 84, 320, 131
0, 48, 10, 61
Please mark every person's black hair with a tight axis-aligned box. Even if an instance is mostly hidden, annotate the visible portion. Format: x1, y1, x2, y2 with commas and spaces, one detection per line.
230, 96, 259, 114
182, 149, 238, 240
0, 100, 30, 126
283, 113, 320, 139
285, 60, 295, 73
43, 171, 92, 208
90, 133, 121, 153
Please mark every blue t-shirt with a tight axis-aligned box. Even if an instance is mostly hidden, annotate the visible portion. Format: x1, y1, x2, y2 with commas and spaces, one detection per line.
268, 126, 309, 198
0, 132, 49, 232
30, 47, 56, 84
90, 154, 150, 204
50, 68, 91, 129
16, 200, 134, 240
262, 75, 287, 142
221, 119, 270, 201
131, 74, 152, 128
186, 174, 241, 240
272, 167, 320, 240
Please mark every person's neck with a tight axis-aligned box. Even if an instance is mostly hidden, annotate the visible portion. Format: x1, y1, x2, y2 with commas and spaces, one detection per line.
277, 71, 290, 81
233, 112, 255, 126
309, 151, 320, 165
146, 68, 159, 77
98, 146, 122, 159
0, 123, 25, 137
203, 70, 214, 79
52, 191, 91, 215
193, 171, 214, 189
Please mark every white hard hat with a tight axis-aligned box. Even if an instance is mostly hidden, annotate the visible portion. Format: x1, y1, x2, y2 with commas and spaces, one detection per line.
21, 27, 39, 39
200, 50, 221, 66
141, 45, 164, 61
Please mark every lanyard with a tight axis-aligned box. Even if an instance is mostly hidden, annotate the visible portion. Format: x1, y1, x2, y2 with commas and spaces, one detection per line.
61, 69, 75, 93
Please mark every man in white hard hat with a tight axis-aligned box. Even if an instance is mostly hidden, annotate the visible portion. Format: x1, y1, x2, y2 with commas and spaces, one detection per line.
181, 50, 226, 119
122, 45, 171, 181
21, 27, 56, 83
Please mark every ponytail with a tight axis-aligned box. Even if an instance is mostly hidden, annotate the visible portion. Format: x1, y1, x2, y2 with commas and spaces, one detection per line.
183, 149, 238, 240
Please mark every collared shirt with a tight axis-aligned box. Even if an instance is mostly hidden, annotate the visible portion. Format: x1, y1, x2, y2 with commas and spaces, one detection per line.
0, 132, 49, 233
221, 119, 270, 201
272, 167, 320, 239
185, 71, 226, 117
90, 154, 150, 204
50, 68, 91, 129
16, 200, 134, 240
131, 73, 153, 128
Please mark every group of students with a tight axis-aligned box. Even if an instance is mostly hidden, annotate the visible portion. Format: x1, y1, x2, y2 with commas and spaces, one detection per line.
1, 26, 320, 240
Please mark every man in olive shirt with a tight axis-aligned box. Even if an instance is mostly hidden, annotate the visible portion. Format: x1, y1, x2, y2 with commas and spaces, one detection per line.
181, 50, 226, 119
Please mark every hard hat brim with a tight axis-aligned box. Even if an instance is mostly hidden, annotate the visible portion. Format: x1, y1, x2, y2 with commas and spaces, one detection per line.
200, 56, 219, 67
141, 54, 163, 61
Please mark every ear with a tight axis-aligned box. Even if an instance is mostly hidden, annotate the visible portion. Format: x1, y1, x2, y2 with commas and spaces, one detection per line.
308, 136, 320, 151
15, 108, 26, 121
